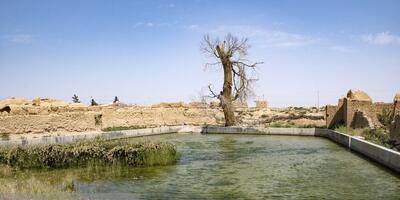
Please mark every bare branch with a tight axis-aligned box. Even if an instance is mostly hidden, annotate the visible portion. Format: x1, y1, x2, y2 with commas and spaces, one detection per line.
200, 35, 220, 58
232, 61, 264, 68
207, 84, 219, 98
204, 61, 222, 68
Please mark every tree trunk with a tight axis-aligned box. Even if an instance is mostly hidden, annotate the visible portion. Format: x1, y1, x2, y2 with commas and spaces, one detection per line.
220, 95, 235, 126
216, 45, 235, 126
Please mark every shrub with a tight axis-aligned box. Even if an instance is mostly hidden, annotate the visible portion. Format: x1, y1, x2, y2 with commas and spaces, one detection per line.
333, 125, 357, 135
90, 98, 98, 106
113, 96, 119, 103
377, 108, 394, 128
0, 139, 177, 169
362, 128, 391, 148
297, 124, 325, 128
333, 126, 391, 148
101, 125, 148, 132
268, 121, 294, 128
0, 133, 10, 141
72, 94, 80, 103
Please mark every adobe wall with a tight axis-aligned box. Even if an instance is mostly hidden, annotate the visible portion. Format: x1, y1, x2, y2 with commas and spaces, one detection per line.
345, 101, 397, 128
100, 107, 220, 128
326, 91, 397, 129
0, 107, 221, 134
0, 98, 326, 134
345, 100, 376, 128
326, 99, 344, 128
373, 102, 394, 112
0, 112, 100, 134
255, 101, 268, 109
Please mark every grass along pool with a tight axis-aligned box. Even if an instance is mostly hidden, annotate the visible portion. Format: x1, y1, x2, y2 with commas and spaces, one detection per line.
1, 133, 399, 199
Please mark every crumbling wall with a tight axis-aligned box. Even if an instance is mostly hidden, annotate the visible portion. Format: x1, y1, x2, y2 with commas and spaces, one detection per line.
326, 90, 398, 129
0, 106, 222, 134
101, 107, 220, 128
255, 101, 268, 109
0, 112, 100, 134
374, 102, 394, 118
346, 100, 376, 128
0, 98, 325, 134
351, 111, 373, 129
326, 105, 341, 128
326, 98, 344, 128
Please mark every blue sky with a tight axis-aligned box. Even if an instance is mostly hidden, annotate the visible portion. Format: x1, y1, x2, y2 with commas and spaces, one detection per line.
1, 0, 399, 107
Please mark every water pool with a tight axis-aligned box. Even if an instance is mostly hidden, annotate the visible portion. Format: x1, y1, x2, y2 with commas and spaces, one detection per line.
1, 133, 399, 199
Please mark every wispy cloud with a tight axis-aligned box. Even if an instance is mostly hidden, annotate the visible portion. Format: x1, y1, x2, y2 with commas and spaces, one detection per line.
330, 45, 357, 53
133, 22, 153, 28
5, 34, 34, 44
188, 25, 319, 48
187, 24, 200, 31
133, 21, 176, 28
361, 32, 400, 45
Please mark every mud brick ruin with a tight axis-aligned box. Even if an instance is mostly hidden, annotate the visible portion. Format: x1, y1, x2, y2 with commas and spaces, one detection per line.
255, 100, 268, 109
326, 90, 400, 129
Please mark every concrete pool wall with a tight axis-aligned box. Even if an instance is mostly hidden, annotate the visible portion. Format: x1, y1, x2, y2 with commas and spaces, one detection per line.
0, 125, 399, 173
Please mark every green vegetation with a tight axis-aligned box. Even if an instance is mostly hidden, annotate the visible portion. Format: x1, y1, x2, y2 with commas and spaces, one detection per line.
267, 121, 324, 128
0, 133, 10, 141
113, 96, 119, 103
101, 125, 150, 132
296, 124, 326, 128
377, 108, 394, 128
0, 159, 173, 196
333, 125, 363, 136
0, 139, 177, 169
72, 94, 80, 103
0, 176, 79, 199
362, 128, 391, 148
90, 98, 98, 106
333, 126, 391, 148
268, 121, 296, 128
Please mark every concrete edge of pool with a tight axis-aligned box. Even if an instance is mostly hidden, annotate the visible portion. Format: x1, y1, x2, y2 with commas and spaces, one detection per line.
1, 125, 399, 174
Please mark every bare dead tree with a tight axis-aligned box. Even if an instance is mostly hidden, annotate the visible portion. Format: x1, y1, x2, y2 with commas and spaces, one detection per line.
201, 34, 262, 126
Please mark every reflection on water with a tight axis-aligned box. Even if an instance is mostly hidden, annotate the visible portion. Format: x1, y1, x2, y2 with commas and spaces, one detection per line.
1, 133, 399, 199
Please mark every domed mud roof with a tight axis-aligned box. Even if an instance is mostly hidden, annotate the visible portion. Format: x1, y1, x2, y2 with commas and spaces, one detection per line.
346, 90, 372, 102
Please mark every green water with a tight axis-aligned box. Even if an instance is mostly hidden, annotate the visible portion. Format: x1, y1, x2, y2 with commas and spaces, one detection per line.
1, 133, 400, 199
